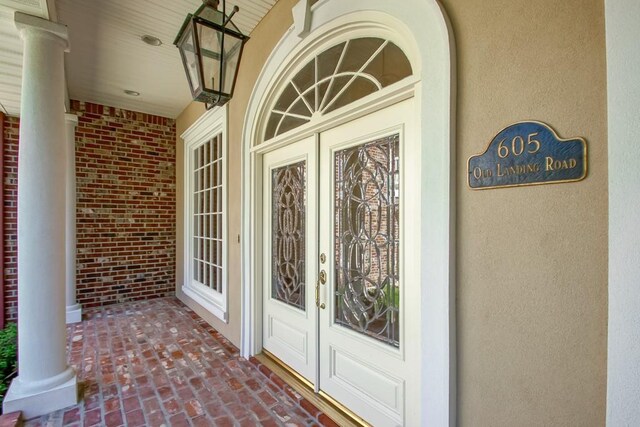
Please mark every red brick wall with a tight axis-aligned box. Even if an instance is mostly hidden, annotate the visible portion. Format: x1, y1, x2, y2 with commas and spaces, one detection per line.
2, 101, 176, 321
3, 116, 19, 322
73, 101, 176, 308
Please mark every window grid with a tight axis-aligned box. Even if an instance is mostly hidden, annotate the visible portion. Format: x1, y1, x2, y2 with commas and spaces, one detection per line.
265, 37, 413, 140
192, 134, 224, 293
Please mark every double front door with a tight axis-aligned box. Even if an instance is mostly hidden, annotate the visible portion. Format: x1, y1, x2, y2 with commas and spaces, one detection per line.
261, 99, 418, 426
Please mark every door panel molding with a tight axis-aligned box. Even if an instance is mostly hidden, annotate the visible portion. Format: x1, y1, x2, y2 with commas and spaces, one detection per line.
329, 344, 404, 415
268, 315, 308, 358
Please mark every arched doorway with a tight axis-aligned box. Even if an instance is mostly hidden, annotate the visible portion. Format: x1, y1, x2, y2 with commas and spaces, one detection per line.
242, 3, 456, 425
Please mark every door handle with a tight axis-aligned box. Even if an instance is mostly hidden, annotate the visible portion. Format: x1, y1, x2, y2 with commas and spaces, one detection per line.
315, 281, 325, 309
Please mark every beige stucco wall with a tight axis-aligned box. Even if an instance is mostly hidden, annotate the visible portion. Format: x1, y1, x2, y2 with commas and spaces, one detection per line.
176, 0, 608, 424
175, 0, 299, 346
442, 0, 608, 424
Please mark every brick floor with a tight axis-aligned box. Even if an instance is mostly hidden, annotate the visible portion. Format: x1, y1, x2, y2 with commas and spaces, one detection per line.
0, 411, 21, 427
23, 298, 334, 427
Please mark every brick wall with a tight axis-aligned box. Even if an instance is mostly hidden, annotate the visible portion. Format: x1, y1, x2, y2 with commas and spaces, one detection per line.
3, 116, 19, 322
73, 101, 176, 308
2, 101, 176, 321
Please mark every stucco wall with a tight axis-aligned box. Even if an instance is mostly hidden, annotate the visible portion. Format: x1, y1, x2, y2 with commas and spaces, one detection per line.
176, 0, 299, 346
176, 0, 608, 424
443, 0, 608, 424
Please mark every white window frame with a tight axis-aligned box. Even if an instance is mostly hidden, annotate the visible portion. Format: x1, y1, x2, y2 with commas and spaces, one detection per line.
182, 105, 228, 322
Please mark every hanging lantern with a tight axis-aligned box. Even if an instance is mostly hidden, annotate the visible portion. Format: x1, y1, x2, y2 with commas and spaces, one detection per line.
174, 0, 248, 108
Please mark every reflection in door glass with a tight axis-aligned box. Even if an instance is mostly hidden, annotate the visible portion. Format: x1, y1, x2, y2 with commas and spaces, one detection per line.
334, 134, 400, 347
272, 161, 307, 310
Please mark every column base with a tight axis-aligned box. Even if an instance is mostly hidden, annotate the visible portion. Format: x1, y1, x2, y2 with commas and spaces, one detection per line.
2, 372, 78, 419
66, 304, 82, 324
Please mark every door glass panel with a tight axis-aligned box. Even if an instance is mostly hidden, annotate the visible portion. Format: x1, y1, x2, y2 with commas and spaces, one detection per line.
264, 38, 412, 141
324, 77, 378, 114
272, 161, 307, 310
336, 38, 385, 74
334, 134, 400, 347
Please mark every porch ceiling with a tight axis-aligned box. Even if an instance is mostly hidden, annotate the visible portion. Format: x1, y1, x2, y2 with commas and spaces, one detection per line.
0, 0, 50, 116
0, 0, 277, 118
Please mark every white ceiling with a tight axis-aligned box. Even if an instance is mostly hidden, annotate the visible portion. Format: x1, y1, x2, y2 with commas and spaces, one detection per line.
0, 0, 50, 116
0, 0, 277, 118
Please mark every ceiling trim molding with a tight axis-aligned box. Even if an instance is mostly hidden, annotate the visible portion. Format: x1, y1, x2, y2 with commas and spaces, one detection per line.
46, 0, 56, 22
0, 0, 49, 18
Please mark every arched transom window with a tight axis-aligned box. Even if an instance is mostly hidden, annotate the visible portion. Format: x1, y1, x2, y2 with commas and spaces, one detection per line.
265, 37, 413, 140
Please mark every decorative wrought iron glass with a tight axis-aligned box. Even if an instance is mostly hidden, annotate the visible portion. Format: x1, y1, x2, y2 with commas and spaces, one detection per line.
265, 37, 412, 140
334, 134, 400, 347
271, 161, 307, 310
174, 0, 248, 108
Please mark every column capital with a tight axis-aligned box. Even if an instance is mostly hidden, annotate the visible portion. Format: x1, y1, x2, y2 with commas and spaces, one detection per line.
14, 12, 70, 52
65, 113, 78, 126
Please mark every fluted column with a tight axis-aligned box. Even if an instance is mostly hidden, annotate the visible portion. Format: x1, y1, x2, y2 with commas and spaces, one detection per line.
2, 12, 78, 418
65, 114, 82, 324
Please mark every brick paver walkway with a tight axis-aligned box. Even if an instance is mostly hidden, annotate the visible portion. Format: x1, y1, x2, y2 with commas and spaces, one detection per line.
24, 298, 336, 427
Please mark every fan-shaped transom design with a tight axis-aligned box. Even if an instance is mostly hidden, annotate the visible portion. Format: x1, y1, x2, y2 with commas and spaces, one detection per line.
264, 37, 413, 141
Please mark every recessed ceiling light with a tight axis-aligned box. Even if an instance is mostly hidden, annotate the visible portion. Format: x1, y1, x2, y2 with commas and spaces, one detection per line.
124, 90, 140, 97
141, 35, 162, 46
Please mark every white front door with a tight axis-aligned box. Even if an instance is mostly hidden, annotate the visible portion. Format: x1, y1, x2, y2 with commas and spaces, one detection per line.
262, 135, 318, 381
263, 99, 418, 426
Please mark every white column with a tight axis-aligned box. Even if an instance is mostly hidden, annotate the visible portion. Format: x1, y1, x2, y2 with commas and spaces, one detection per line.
606, 0, 640, 425
2, 12, 78, 418
65, 114, 82, 324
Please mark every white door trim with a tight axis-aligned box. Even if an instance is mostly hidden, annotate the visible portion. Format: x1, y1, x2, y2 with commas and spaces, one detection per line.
605, 0, 640, 424
240, 2, 456, 425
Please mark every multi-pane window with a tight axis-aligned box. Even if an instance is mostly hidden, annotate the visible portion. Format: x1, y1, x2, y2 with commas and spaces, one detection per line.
182, 106, 228, 321
265, 37, 412, 140
192, 134, 224, 293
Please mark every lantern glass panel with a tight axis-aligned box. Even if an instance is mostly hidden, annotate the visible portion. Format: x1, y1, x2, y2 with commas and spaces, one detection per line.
179, 24, 201, 95
197, 22, 223, 93
222, 33, 243, 95
199, 6, 224, 26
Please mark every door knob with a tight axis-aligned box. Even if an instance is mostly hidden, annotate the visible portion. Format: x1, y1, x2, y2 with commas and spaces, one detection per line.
319, 270, 326, 284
